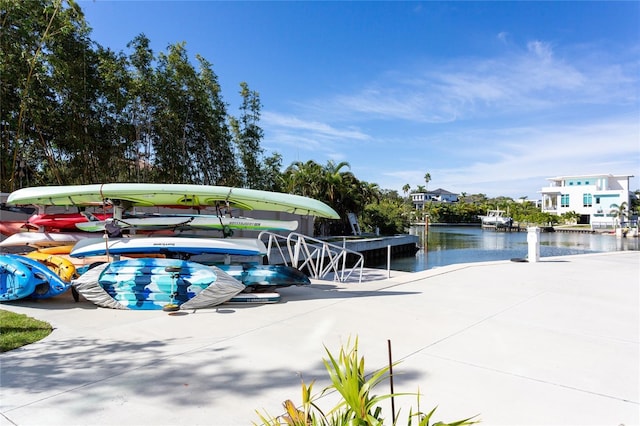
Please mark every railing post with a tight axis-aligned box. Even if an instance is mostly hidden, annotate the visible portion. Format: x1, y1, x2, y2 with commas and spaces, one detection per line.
387, 245, 391, 278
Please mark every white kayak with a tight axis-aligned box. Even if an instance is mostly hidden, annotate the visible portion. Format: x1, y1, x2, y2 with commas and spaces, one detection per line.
76, 215, 298, 232
69, 236, 268, 258
0, 232, 91, 248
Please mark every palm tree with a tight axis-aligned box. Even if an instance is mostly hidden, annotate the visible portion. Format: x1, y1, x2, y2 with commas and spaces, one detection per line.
402, 183, 410, 197
424, 172, 431, 193
282, 160, 323, 197
609, 202, 628, 228
323, 160, 351, 206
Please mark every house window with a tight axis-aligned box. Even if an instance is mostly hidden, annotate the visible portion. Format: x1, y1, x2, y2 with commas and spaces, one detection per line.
561, 194, 570, 207
583, 193, 593, 207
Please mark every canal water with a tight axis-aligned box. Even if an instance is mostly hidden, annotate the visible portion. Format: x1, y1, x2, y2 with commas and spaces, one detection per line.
386, 226, 640, 272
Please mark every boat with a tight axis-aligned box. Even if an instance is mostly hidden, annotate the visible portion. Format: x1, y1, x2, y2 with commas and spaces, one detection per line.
7, 183, 340, 219
69, 236, 268, 258
1, 254, 71, 299
71, 258, 245, 310
0, 255, 37, 301
75, 214, 298, 233
479, 210, 513, 227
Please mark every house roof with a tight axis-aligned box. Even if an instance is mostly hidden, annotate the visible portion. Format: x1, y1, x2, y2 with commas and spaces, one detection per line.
429, 188, 457, 196
546, 174, 634, 181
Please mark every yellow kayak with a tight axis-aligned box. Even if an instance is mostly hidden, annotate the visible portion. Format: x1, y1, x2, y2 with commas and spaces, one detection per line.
26, 251, 76, 282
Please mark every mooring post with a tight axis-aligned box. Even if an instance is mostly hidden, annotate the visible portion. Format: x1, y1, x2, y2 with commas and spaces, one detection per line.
527, 226, 540, 262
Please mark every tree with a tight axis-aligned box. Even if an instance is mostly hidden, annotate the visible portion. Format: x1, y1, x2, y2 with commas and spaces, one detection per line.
231, 82, 266, 189
282, 160, 324, 198
609, 202, 629, 227
151, 43, 238, 185
1, 0, 271, 191
424, 172, 431, 192
402, 183, 410, 197
124, 34, 157, 182
1, 0, 91, 190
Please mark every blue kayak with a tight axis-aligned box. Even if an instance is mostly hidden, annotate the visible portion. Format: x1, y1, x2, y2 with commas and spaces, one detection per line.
217, 264, 310, 290
4, 254, 71, 299
96, 258, 237, 310
0, 255, 37, 301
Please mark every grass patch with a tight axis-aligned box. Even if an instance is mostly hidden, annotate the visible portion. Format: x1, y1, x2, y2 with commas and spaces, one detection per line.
0, 309, 52, 352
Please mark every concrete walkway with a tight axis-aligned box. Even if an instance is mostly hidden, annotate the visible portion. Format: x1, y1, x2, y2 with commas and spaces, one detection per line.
1, 251, 638, 426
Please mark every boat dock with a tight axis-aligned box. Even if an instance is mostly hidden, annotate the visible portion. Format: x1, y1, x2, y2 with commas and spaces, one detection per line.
481, 222, 527, 232
1, 251, 637, 426
264, 233, 420, 268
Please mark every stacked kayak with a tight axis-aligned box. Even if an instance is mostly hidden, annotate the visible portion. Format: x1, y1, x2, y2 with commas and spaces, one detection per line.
0, 256, 35, 301
69, 258, 311, 310
217, 264, 311, 291
0, 254, 72, 301
71, 258, 245, 310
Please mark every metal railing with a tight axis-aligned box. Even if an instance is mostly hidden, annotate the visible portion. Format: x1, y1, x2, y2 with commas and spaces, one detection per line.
258, 231, 364, 283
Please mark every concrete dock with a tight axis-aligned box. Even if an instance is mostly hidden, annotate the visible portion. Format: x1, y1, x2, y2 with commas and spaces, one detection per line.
1, 251, 638, 425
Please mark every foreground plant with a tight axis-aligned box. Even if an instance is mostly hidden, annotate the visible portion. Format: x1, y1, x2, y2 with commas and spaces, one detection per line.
255, 337, 479, 426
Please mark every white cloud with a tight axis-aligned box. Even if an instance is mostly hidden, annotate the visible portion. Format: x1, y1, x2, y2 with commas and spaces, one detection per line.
262, 111, 369, 141
376, 114, 640, 198
260, 38, 639, 198
497, 31, 509, 44
305, 39, 637, 124
527, 40, 554, 62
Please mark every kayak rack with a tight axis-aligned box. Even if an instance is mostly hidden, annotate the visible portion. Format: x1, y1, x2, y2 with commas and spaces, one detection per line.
258, 232, 364, 284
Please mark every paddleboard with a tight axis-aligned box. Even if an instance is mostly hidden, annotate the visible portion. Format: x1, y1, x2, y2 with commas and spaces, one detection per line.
7, 183, 339, 219
0, 232, 91, 248
70, 237, 268, 258
225, 292, 281, 304
0, 255, 36, 301
216, 264, 310, 290
76, 215, 298, 232
3, 254, 70, 299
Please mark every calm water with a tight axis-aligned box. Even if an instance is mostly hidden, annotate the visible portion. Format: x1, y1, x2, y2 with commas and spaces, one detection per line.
386, 226, 640, 272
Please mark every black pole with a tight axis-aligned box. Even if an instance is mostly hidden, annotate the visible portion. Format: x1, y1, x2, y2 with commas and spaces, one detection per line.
388, 339, 396, 424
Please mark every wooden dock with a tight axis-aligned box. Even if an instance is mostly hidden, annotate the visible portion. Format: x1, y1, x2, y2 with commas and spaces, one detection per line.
481, 223, 527, 232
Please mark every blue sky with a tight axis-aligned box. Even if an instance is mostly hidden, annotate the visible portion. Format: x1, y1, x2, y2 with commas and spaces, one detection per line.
78, 1, 639, 199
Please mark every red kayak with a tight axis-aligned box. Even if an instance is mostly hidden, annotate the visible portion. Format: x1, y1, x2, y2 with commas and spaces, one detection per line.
0, 221, 30, 236
28, 212, 112, 231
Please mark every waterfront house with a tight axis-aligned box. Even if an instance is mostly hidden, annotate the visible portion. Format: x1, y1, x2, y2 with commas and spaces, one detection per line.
539, 174, 634, 228
412, 188, 459, 209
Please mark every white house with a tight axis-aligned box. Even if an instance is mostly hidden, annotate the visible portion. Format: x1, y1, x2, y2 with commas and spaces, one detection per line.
539, 174, 633, 226
411, 188, 458, 209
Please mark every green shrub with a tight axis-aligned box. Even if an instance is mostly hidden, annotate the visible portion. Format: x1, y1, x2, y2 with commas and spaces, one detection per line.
255, 337, 479, 426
